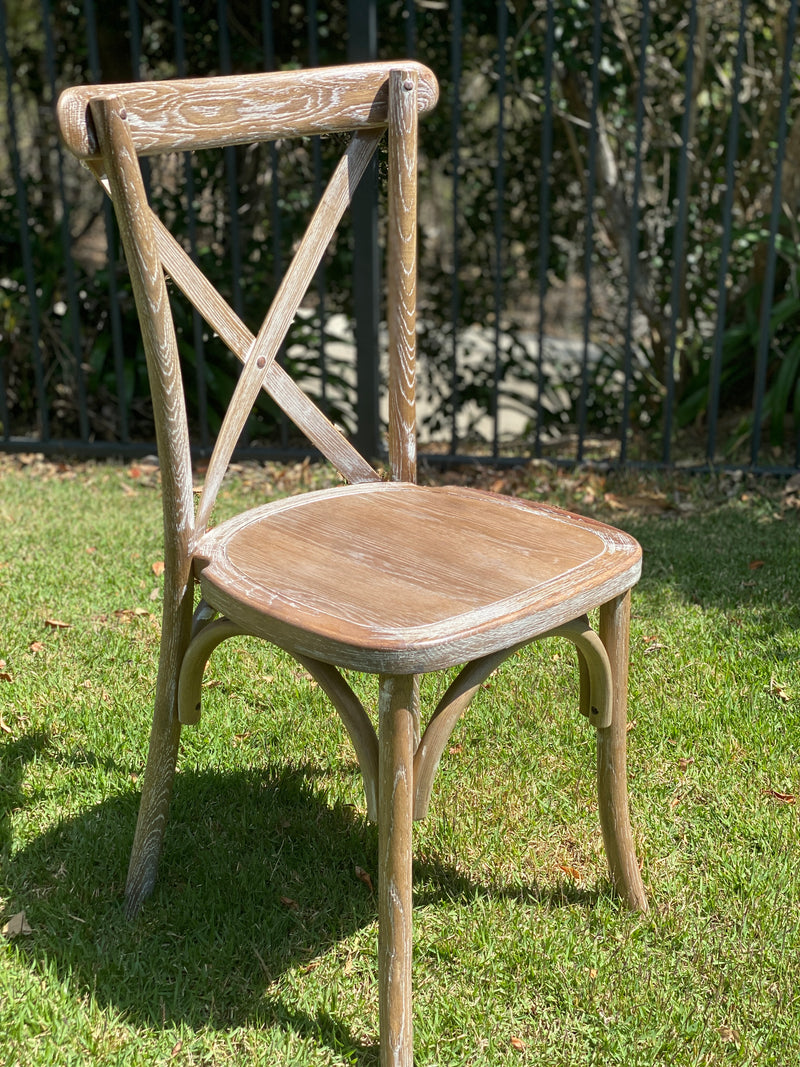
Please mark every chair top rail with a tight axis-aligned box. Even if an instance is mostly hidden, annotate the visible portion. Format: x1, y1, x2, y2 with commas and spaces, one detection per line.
57, 60, 438, 160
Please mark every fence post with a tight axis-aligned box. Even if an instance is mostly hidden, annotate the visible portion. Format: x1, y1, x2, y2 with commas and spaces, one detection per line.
347, 0, 381, 461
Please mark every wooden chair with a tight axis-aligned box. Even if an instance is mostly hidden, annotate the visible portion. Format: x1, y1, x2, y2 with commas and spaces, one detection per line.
57, 62, 647, 1066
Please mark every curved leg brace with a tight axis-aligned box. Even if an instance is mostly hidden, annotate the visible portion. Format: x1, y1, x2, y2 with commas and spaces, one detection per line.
294, 655, 380, 822
550, 616, 613, 727
412, 616, 613, 819
177, 616, 250, 724
176, 619, 382, 821
413, 643, 524, 819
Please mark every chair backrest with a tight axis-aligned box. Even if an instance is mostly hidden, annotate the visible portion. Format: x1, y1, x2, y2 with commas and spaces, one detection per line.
57, 62, 438, 546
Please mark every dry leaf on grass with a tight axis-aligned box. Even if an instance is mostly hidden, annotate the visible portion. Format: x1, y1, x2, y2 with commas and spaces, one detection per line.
355, 866, 374, 892
151, 560, 165, 576
769, 678, 790, 703
718, 1025, 740, 1044
2, 911, 32, 938
557, 863, 581, 881
764, 789, 796, 804
29, 641, 45, 653
604, 491, 674, 514
510, 1036, 526, 1052
279, 895, 299, 910
44, 618, 71, 629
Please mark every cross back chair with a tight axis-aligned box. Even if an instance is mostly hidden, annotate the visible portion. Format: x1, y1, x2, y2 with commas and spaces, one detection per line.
58, 62, 647, 1066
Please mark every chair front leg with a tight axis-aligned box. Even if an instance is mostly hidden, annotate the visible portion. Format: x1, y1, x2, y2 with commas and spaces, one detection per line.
378, 673, 416, 1067
597, 592, 648, 912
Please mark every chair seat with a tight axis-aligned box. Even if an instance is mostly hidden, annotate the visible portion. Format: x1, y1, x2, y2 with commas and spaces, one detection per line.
194, 481, 641, 673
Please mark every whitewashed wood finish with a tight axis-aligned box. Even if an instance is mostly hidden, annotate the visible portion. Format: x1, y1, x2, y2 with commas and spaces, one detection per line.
193, 481, 642, 674
88, 97, 197, 916
193, 127, 384, 534
59, 62, 648, 1067
597, 593, 648, 911
387, 70, 418, 483
177, 616, 247, 725
411, 615, 612, 820
292, 654, 380, 822
378, 673, 415, 1067
88, 149, 381, 503
57, 62, 439, 160
149, 202, 379, 490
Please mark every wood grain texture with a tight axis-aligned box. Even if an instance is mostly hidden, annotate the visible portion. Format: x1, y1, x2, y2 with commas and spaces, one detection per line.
597, 593, 648, 911
378, 674, 415, 1067
387, 70, 418, 483
193, 481, 642, 673
58, 62, 439, 160
89, 98, 197, 917
177, 616, 248, 725
293, 654, 380, 822
193, 127, 383, 534
149, 207, 380, 488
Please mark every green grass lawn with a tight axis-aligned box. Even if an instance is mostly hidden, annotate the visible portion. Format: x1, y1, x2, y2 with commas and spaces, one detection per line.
1, 455, 799, 1066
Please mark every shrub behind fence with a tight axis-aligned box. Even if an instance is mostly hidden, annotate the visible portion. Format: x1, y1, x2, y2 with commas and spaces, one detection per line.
2, 0, 799, 472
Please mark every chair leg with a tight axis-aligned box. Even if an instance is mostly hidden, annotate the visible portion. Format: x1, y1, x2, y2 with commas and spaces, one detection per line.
378, 674, 416, 1067
125, 586, 193, 918
597, 593, 648, 912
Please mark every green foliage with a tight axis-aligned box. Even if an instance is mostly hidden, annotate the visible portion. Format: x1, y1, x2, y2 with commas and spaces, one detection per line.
680, 226, 800, 451
4, 0, 800, 461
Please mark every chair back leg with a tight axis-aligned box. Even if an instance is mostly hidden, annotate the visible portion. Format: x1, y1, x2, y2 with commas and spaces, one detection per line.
597, 593, 648, 912
125, 583, 194, 917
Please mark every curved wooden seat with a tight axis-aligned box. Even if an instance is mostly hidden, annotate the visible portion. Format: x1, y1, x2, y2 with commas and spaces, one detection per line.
194, 481, 642, 673
57, 60, 648, 1067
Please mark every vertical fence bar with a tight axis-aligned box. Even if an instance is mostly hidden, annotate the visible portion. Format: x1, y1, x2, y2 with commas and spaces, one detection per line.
491, 2, 508, 458
619, 0, 650, 465
127, 0, 151, 193
308, 0, 330, 417
662, 0, 698, 465
127, 0, 143, 77
42, 0, 89, 442
1, 0, 49, 442
172, 0, 210, 453
260, 0, 292, 451
217, 0, 243, 320
403, 0, 417, 57
348, 0, 381, 459
751, 0, 798, 465
576, 0, 602, 463
262, 0, 284, 358
448, 0, 463, 454
534, 0, 555, 457
84, 0, 130, 444
706, 0, 748, 465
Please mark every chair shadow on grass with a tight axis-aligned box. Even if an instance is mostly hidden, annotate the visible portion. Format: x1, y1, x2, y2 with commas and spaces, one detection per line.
1, 730, 602, 1064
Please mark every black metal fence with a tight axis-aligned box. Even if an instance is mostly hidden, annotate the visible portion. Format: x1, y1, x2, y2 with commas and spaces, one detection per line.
2, 0, 800, 473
